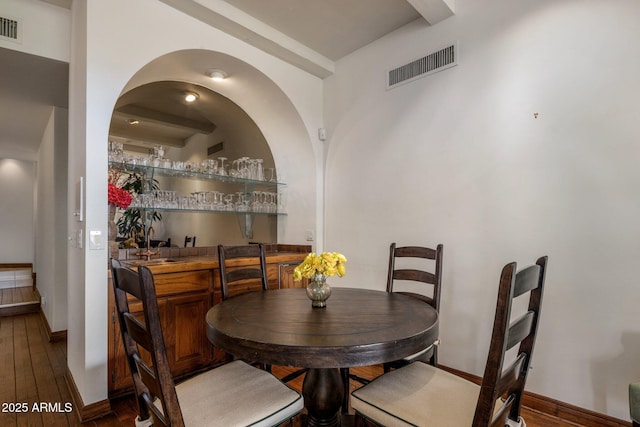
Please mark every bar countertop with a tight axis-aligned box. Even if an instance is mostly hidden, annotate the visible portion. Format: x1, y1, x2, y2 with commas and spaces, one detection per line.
118, 244, 310, 274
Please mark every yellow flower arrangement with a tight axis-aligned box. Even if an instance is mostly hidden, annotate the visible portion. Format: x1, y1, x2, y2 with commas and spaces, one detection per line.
293, 252, 347, 281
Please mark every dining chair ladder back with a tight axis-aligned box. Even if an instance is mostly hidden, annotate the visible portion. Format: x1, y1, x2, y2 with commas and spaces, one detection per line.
218, 244, 277, 372
184, 236, 196, 247
351, 256, 548, 427
218, 243, 269, 301
342, 243, 444, 414
475, 256, 548, 426
385, 242, 443, 368
111, 258, 303, 427
110, 258, 152, 426
111, 259, 184, 426
630, 381, 640, 427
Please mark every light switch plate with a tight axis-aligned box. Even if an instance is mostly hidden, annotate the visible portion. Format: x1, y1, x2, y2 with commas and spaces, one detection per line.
89, 230, 104, 250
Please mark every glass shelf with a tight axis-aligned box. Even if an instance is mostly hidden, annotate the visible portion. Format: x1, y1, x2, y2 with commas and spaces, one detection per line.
130, 206, 286, 216
109, 160, 286, 239
108, 161, 286, 188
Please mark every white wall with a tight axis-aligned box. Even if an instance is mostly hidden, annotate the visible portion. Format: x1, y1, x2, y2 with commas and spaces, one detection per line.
66, 0, 322, 406
0, 0, 70, 62
324, 0, 640, 421
0, 0, 70, 268
36, 107, 68, 332
0, 158, 35, 263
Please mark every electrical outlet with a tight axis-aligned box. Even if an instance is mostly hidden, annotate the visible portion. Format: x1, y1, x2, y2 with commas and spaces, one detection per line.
306, 230, 314, 241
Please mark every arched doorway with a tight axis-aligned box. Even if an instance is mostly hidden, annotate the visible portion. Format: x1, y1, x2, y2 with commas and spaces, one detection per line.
113, 49, 318, 245
109, 79, 279, 245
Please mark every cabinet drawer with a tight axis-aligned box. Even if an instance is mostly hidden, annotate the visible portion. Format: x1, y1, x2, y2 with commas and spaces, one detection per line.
153, 270, 211, 297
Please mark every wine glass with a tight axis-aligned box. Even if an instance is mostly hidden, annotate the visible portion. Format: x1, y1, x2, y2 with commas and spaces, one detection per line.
266, 168, 276, 183
218, 157, 227, 176
224, 194, 235, 211
255, 159, 264, 181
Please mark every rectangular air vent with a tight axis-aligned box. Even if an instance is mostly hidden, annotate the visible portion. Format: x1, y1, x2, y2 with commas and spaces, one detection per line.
208, 141, 224, 156
387, 42, 457, 89
0, 16, 21, 43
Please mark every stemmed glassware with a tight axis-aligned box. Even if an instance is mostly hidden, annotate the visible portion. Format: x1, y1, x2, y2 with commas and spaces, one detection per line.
251, 191, 263, 213
265, 168, 276, 183
254, 159, 264, 181
218, 157, 227, 176
224, 194, 234, 211
108, 141, 124, 163
212, 191, 223, 211
112, 146, 285, 215
109, 143, 277, 184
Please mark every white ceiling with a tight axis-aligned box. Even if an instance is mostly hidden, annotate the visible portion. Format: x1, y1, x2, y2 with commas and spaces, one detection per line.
0, 47, 68, 158
0, 0, 453, 157
221, 0, 422, 61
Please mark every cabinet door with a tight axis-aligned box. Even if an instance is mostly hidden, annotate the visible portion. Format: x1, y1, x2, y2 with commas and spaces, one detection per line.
165, 292, 212, 375
279, 263, 307, 289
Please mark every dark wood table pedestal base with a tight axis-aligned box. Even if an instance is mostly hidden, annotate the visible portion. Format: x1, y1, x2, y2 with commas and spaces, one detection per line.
302, 368, 345, 427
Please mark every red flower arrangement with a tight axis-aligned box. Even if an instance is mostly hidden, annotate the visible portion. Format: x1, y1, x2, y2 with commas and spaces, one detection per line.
108, 183, 133, 209
108, 169, 133, 209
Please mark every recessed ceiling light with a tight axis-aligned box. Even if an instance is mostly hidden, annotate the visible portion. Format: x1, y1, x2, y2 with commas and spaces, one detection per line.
206, 69, 228, 81
185, 92, 199, 102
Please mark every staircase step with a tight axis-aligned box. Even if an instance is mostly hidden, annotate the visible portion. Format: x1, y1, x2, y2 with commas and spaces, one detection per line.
0, 301, 40, 317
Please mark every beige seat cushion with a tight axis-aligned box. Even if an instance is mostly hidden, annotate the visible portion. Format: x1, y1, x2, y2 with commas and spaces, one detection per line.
155, 360, 303, 426
351, 362, 482, 427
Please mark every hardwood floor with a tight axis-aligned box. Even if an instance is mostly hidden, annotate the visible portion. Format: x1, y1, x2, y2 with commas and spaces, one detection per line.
0, 312, 586, 426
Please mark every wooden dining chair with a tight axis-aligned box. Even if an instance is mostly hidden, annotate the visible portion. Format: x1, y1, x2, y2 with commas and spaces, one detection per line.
110, 259, 303, 427
351, 256, 548, 427
385, 242, 443, 369
218, 244, 310, 382
184, 236, 196, 247
218, 244, 272, 369
630, 381, 640, 427
341, 243, 443, 413
218, 243, 269, 301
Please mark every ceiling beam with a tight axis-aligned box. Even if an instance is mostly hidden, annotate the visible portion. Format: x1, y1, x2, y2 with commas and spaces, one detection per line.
39, 0, 72, 9
159, 0, 335, 79
114, 105, 216, 134
406, 0, 455, 25
108, 132, 187, 149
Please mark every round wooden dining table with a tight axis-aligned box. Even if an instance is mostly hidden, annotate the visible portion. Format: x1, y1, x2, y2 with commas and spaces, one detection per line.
205, 287, 438, 427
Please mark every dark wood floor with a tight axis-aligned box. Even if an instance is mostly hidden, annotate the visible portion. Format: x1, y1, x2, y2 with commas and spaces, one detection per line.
0, 312, 584, 426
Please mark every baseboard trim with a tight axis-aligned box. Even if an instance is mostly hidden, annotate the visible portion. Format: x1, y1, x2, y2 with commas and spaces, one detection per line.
64, 367, 112, 422
522, 390, 630, 427
438, 364, 631, 427
38, 306, 67, 342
